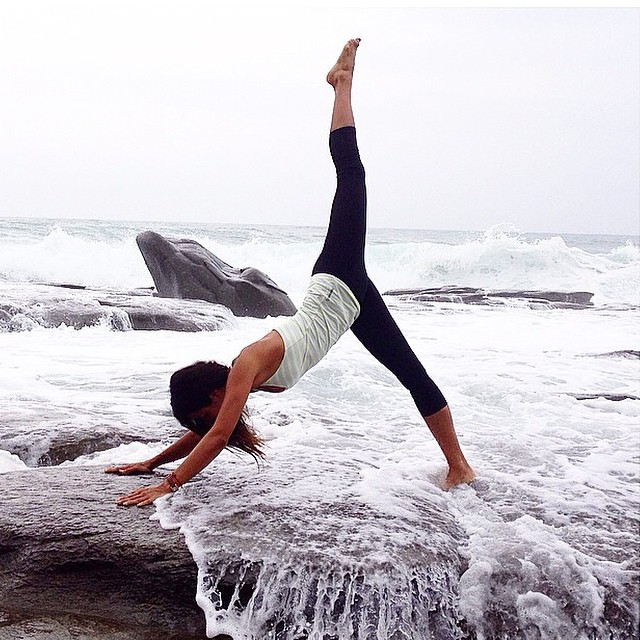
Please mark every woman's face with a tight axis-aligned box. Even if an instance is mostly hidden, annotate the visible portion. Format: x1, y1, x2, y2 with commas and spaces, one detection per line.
187, 388, 225, 433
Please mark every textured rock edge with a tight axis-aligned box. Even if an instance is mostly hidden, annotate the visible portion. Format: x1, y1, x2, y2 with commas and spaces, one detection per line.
0, 466, 206, 640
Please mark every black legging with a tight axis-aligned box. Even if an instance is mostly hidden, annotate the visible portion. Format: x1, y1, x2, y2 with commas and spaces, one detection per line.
312, 126, 447, 417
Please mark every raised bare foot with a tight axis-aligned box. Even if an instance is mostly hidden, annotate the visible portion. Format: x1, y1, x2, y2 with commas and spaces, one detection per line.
327, 38, 361, 87
443, 464, 476, 490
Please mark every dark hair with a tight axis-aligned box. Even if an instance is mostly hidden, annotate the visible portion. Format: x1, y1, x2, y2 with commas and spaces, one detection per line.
169, 361, 265, 462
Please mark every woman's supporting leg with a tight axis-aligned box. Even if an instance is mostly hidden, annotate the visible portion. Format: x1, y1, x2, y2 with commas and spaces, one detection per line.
351, 282, 475, 489
424, 405, 475, 489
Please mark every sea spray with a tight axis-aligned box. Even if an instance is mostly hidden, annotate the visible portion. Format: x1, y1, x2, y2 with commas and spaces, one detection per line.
452, 483, 639, 640
1, 219, 638, 304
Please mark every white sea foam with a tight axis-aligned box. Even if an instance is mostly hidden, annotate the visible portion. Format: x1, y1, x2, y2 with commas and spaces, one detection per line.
0, 226, 152, 288
63, 441, 167, 468
0, 449, 29, 473
609, 240, 640, 264
368, 232, 639, 305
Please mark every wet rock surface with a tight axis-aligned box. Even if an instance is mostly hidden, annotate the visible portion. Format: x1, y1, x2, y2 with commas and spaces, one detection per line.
0, 614, 181, 640
0, 466, 206, 639
0, 283, 235, 332
384, 286, 595, 309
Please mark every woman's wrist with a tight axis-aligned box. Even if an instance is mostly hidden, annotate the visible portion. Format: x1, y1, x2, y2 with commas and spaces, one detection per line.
144, 456, 162, 471
164, 471, 182, 492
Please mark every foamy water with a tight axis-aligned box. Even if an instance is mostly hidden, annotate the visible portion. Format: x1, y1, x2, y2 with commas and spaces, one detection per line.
1, 218, 638, 638
1, 219, 638, 305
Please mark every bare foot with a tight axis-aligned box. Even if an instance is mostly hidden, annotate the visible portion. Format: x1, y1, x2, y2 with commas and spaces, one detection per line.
327, 38, 361, 87
443, 465, 476, 490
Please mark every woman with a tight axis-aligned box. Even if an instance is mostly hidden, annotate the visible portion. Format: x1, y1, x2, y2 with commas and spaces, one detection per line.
107, 39, 475, 506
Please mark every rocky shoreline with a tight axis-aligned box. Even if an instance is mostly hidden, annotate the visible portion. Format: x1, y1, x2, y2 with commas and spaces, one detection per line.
0, 466, 208, 640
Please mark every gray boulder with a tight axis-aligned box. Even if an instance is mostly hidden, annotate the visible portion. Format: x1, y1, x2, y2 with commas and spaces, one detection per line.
136, 231, 297, 318
0, 466, 206, 639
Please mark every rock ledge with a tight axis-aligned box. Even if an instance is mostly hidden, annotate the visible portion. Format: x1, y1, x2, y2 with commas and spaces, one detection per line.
0, 466, 206, 639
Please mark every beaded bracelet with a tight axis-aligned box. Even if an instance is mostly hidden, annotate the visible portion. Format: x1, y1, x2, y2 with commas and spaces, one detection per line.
165, 471, 182, 492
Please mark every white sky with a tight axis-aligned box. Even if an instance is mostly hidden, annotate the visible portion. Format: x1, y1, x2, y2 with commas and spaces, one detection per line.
0, 3, 638, 235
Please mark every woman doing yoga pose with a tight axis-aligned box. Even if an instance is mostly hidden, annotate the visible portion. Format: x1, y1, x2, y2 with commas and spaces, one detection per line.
107, 39, 475, 506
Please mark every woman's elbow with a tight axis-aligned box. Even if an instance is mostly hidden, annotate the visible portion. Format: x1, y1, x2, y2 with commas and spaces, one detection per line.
206, 431, 232, 454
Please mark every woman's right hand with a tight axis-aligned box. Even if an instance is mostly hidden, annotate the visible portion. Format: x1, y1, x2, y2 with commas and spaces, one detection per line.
104, 462, 154, 475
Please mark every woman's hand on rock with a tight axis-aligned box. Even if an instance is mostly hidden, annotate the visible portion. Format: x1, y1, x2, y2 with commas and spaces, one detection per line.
105, 462, 153, 475
116, 482, 171, 507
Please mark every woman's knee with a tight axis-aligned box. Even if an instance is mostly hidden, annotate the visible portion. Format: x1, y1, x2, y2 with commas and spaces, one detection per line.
410, 382, 447, 417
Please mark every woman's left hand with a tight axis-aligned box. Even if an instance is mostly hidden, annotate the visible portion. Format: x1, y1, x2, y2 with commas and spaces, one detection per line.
116, 482, 171, 507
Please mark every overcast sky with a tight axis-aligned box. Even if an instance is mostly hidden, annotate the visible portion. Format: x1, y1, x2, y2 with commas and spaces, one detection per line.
1, 3, 638, 235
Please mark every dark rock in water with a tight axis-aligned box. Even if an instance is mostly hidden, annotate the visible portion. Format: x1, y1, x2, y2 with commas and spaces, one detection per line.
0, 292, 107, 330
136, 230, 297, 318
384, 286, 594, 309
0, 466, 206, 639
0, 614, 172, 640
588, 350, 640, 360
3, 425, 153, 468
48, 283, 87, 290
36, 431, 131, 466
0, 283, 235, 333
570, 393, 640, 402
0, 410, 182, 468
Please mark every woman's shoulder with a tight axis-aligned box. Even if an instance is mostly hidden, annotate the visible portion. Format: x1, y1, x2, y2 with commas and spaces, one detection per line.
233, 330, 285, 384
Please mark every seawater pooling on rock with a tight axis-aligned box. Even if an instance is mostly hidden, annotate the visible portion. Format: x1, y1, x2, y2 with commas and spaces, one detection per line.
1, 218, 638, 639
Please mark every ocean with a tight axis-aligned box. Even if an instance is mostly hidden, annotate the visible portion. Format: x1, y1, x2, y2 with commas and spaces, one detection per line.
1, 216, 638, 639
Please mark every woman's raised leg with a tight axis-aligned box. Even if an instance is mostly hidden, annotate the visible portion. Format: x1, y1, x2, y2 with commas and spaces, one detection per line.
327, 38, 360, 131
312, 39, 368, 300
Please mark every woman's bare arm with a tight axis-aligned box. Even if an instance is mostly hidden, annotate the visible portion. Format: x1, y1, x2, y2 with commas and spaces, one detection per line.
105, 430, 202, 475
115, 353, 259, 506
170, 361, 255, 484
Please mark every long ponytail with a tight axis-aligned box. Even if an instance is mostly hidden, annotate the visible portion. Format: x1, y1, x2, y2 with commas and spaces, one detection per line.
226, 409, 265, 462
